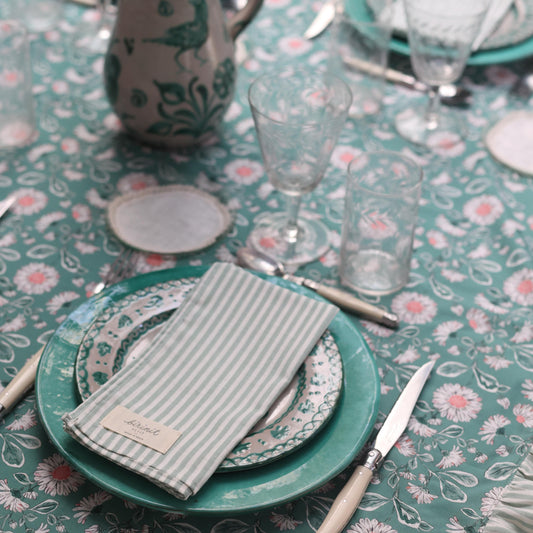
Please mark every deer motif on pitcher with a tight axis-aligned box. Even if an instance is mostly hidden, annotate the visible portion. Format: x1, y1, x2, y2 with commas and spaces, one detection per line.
104, 0, 262, 149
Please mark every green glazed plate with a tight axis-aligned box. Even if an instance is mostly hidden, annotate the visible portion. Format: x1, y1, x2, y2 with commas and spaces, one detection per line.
36, 265, 380, 514
347, 0, 533, 65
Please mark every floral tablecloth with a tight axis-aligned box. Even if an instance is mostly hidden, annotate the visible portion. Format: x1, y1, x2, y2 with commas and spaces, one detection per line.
1, 1, 533, 532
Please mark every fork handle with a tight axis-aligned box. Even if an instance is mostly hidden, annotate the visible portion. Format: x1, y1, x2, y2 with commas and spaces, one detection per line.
0, 347, 43, 419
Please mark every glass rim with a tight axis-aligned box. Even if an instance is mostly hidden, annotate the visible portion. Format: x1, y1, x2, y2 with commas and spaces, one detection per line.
248, 67, 353, 126
347, 150, 424, 198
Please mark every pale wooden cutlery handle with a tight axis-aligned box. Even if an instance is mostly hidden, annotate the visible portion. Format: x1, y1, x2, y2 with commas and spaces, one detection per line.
317, 465, 373, 533
0, 347, 43, 419
312, 284, 399, 328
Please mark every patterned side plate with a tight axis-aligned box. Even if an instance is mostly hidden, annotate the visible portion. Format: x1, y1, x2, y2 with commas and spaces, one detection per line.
75, 278, 344, 471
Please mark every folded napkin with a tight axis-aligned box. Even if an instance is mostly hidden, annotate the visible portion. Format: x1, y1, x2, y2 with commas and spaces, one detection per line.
381, 0, 514, 51
63, 262, 337, 500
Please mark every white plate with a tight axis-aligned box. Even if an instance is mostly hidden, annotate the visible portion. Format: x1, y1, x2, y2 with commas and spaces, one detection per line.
485, 111, 533, 176
75, 278, 344, 471
107, 185, 231, 254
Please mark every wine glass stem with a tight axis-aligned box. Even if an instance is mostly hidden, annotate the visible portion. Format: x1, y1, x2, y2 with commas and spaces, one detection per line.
424, 86, 441, 131
282, 195, 302, 244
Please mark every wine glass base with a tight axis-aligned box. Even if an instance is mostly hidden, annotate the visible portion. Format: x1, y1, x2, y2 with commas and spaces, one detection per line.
395, 104, 466, 147
247, 213, 330, 267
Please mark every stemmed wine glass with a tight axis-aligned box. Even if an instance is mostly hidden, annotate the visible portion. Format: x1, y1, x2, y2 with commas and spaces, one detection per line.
395, 0, 488, 147
247, 67, 352, 266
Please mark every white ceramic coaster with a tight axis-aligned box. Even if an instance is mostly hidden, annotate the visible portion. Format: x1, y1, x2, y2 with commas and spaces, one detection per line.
485, 110, 533, 176
107, 185, 231, 254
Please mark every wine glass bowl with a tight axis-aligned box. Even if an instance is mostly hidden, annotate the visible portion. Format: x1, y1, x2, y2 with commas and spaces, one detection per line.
247, 67, 352, 266
395, 0, 488, 146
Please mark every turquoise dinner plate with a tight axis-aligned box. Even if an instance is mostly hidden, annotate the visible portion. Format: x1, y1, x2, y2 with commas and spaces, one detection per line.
346, 0, 533, 65
36, 265, 380, 514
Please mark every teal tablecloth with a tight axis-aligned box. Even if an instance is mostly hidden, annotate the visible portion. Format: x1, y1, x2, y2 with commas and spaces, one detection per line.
0, 1, 533, 532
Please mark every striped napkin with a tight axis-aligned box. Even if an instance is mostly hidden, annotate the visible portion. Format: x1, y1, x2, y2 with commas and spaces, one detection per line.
63, 262, 337, 500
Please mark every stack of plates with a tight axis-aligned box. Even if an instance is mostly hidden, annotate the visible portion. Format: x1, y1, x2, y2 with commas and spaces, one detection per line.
36, 266, 380, 513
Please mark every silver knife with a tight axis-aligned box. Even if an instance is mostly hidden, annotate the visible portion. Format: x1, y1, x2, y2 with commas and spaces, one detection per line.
304, 0, 336, 39
0, 196, 15, 221
317, 360, 435, 533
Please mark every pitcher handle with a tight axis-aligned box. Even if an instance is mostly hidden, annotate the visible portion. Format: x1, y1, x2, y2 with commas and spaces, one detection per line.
227, 0, 263, 40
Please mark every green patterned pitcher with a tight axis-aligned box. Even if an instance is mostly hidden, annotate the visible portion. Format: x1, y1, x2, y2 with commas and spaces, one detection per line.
104, 0, 262, 149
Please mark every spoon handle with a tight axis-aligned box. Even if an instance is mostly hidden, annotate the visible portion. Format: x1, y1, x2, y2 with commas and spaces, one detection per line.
301, 280, 399, 329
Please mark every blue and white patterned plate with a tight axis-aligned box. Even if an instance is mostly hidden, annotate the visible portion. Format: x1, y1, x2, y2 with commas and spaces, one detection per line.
75, 277, 344, 471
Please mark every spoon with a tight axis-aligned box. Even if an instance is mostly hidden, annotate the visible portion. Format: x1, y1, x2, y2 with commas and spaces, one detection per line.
237, 247, 399, 329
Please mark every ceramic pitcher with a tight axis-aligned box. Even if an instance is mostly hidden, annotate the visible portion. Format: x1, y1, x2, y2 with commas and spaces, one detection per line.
104, 0, 262, 149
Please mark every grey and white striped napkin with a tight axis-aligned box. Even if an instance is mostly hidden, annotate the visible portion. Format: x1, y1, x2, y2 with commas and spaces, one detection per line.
63, 262, 338, 500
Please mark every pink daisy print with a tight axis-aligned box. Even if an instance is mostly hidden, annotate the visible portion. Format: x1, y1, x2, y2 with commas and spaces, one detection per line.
480, 486, 504, 516
463, 195, 504, 226
513, 404, 533, 427
46, 291, 81, 315
34, 454, 85, 496
484, 356, 512, 370
6, 409, 38, 431
72, 204, 91, 223
270, 512, 302, 530
433, 383, 482, 422
73, 491, 113, 524
136, 253, 176, 273
433, 320, 463, 345
446, 516, 466, 532
348, 518, 397, 533
406, 483, 438, 503
330, 145, 363, 170
436, 445, 466, 469
0, 479, 29, 511
408, 417, 437, 437
393, 346, 420, 364
61, 138, 80, 154
394, 434, 416, 456
522, 379, 533, 401
426, 230, 448, 249
224, 159, 264, 185
11, 188, 48, 215
427, 131, 465, 157
14, 263, 59, 295
391, 292, 438, 325
466, 308, 492, 334
511, 322, 533, 343
503, 268, 533, 306
117, 172, 158, 194
278, 36, 312, 56
479, 414, 511, 444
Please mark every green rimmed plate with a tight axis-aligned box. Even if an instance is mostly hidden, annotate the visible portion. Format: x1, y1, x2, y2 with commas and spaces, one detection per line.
74, 277, 344, 471
36, 265, 380, 514
347, 0, 533, 65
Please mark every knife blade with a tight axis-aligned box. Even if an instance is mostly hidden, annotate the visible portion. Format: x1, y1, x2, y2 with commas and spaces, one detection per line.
0, 196, 15, 221
304, 0, 335, 39
317, 360, 435, 533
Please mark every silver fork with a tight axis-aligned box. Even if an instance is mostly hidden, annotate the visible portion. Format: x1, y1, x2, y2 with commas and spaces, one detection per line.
0, 249, 138, 419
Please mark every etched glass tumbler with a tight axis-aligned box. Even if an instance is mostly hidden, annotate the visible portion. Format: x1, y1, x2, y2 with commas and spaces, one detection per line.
248, 67, 352, 266
395, 0, 488, 147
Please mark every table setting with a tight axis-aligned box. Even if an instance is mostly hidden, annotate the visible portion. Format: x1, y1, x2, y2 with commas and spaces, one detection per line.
0, 0, 533, 532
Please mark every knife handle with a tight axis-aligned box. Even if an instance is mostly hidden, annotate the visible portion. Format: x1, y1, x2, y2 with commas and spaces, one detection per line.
317, 465, 373, 533
302, 280, 399, 328
0, 347, 43, 419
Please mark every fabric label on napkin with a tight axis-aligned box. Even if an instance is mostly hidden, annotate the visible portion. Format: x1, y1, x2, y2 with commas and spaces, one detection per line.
63, 262, 338, 500
100, 406, 181, 454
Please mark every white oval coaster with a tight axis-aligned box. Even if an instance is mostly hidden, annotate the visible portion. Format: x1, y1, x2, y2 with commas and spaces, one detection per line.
107, 185, 231, 254
485, 110, 533, 176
